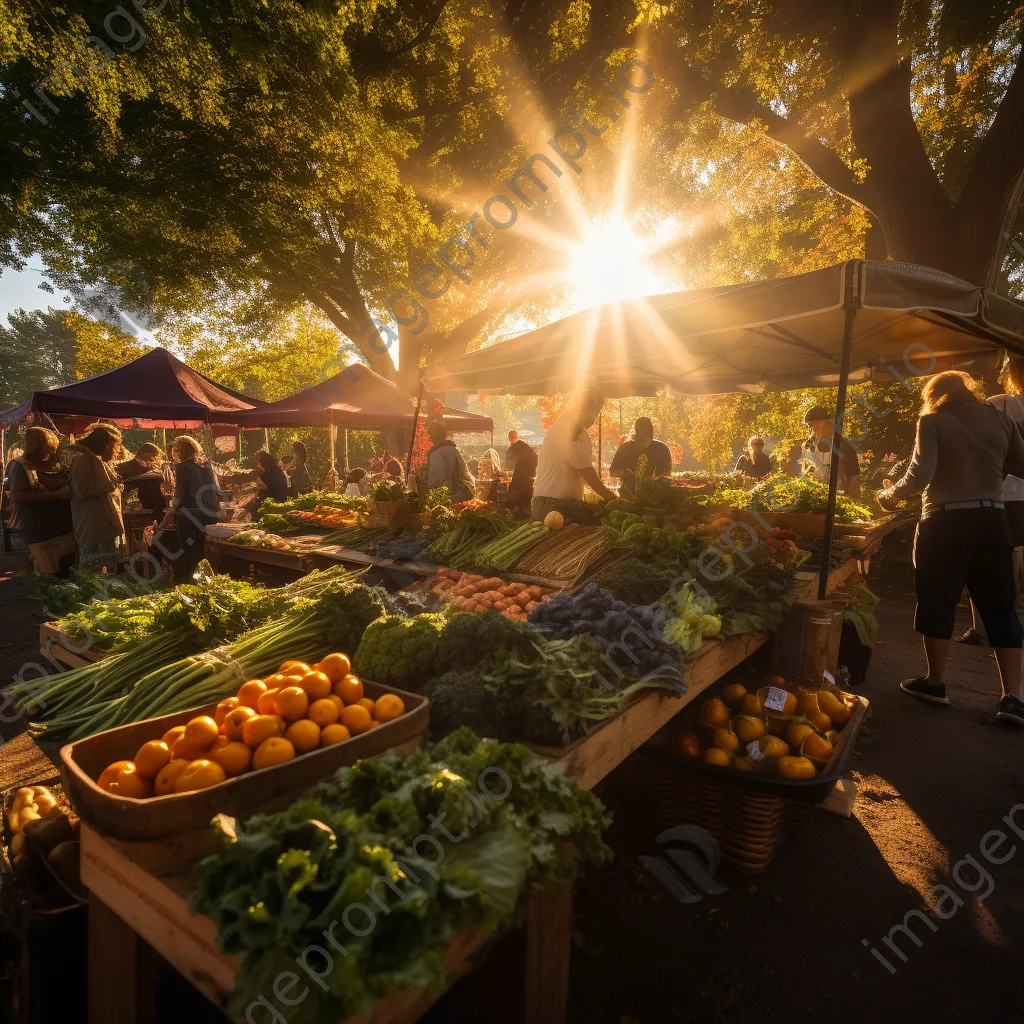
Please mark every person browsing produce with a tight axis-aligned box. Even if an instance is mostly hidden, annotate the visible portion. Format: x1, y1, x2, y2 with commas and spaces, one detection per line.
157, 435, 225, 578
118, 442, 168, 517
877, 370, 1024, 726
608, 417, 672, 499
68, 423, 126, 574
422, 421, 475, 501
532, 389, 616, 521
505, 429, 538, 515
6, 426, 75, 576
734, 436, 773, 479
251, 449, 289, 511
799, 406, 862, 499
282, 441, 312, 496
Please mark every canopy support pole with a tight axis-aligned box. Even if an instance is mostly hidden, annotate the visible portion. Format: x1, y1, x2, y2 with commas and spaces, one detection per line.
597, 403, 603, 476
263, 428, 270, 452
406, 381, 424, 482
819, 262, 859, 601
342, 428, 349, 474
329, 421, 336, 471
0, 427, 5, 466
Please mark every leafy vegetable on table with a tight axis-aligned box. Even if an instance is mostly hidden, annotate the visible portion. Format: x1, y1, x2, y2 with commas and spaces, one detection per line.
191, 728, 611, 1024
660, 584, 722, 655
368, 479, 405, 502
352, 613, 447, 689
586, 557, 677, 605
749, 474, 873, 522
23, 568, 150, 617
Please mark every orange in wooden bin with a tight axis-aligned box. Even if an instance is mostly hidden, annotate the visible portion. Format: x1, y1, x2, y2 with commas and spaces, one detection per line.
308, 698, 340, 727
242, 713, 285, 749
298, 670, 332, 700
317, 652, 351, 681
274, 686, 309, 722
257, 688, 280, 714
795, 687, 821, 716
236, 680, 267, 709
701, 698, 731, 729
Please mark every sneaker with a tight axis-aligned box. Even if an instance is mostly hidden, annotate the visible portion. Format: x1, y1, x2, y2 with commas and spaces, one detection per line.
899, 677, 950, 706
995, 694, 1024, 726
955, 628, 984, 646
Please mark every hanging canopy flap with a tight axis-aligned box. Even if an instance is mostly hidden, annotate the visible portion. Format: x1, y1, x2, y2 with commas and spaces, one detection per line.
0, 347, 264, 429
233, 363, 493, 432
422, 261, 1024, 397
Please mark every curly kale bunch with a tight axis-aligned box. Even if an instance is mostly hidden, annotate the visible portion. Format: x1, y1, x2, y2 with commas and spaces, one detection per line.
588, 557, 677, 606
353, 613, 447, 689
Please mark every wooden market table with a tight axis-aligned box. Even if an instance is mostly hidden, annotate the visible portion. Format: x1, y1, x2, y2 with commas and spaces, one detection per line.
81, 825, 573, 1024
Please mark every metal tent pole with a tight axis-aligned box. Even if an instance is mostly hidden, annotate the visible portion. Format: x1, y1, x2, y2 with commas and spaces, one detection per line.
329, 419, 336, 471
598, 403, 603, 476
819, 261, 860, 600
342, 428, 349, 474
263, 427, 270, 452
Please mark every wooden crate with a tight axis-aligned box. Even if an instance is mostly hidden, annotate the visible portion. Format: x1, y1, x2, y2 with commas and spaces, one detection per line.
39, 623, 106, 671
61, 681, 429, 875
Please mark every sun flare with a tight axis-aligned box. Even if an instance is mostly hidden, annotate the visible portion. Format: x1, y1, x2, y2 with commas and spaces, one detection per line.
567, 216, 678, 311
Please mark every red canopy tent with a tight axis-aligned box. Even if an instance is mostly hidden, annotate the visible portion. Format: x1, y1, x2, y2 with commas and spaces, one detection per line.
0, 347, 264, 431
232, 363, 493, 433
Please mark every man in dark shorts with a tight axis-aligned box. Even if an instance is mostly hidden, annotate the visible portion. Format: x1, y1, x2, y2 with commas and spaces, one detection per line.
609, 417, 672, 498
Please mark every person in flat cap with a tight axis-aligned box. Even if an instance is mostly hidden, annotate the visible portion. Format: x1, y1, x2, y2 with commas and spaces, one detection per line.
798, 406, 862, 499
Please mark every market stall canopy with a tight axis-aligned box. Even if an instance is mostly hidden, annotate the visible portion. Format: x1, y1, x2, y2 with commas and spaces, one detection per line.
0, 347, 264, 429
233, 363, 493, 432
422, 261, 1024, 397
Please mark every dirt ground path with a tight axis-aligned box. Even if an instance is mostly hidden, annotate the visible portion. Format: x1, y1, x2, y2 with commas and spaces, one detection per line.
2, 553, 1022, 1024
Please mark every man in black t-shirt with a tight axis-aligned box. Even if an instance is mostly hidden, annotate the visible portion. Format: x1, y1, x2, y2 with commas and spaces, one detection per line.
609, 417, 672, 498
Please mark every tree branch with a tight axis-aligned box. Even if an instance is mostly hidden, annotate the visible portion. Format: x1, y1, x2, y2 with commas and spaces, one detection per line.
383, 0, 449, 60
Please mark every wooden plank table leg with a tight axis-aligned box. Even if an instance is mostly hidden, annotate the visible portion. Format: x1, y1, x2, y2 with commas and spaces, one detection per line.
524, 883, 573, 1024
89, 891, 159, 1024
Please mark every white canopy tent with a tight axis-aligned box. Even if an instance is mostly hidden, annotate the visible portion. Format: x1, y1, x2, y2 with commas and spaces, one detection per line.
423, 260, 1024, 597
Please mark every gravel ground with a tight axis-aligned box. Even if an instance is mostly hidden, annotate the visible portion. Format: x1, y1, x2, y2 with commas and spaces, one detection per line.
1, 552, 1022, 1024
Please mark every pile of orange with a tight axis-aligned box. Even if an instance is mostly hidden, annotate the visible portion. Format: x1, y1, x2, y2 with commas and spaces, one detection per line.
96, 651, 407, 799
677, 675, 855, 779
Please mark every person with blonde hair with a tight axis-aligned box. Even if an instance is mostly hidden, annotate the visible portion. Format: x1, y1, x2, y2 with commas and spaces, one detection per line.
156, 434, 224, 576
879, 370, 1024, 725
6, 426, 75, 575
69, 423, 126, 573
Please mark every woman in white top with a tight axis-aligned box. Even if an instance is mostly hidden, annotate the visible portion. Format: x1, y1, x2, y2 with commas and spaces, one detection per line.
958, 354, 1024, 646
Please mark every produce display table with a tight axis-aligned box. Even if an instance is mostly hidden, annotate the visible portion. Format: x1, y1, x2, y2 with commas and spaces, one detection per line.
39, 622, 106, 670
81, 825, 572, 1024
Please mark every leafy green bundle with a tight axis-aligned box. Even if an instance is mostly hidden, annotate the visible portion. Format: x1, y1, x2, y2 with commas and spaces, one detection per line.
352, 613, 448, 689
749, 474, 873, 522
23, 567, 150, 617
191, 728, 611, 1024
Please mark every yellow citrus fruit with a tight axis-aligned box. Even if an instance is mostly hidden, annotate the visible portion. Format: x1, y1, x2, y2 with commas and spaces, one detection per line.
173, 759, 228, 793
701, 698, 731, 729
298, 670, 332, 700
134, 739, 171, 778
810, 711, 833, 733
257, 687, 280, 715
242, 713, 285, 749
734, 756, 758, 772
777, 756, 817, 779
274, 686, 309, 722
214, 697, 240, 726
760, 735, 790, 758
759, 687, 798, 716
712, 727, 740, 754
340, 703, 373, 735
786, 721, 815, 749
161, 725, 186, 748
800, 732, 835, 762
252, 736, 296, 771
334, 673, 363, 704
236, 680, 267, 709
172, 737, 209, 761
279, 660, 311, 676
818, 689, 845, 719
285, 719, 321, 754
211, 740, 253, 777
307, 698, 340, 727
317, 652, 351, 682
326, 694, 345, 716
183, 716, 219, 751
356, 696, 376, 714
97, 759, 134, 792
264, 672, 289, 689
110, 763, 153, 799
223, 705, 258, 742
153, 758, 190, 795
796, 687, 821, 716
320, 723, 351, 746
704, 748, 732, 767
722, 682, 747, 707
373, 694, 405, 723
733, 715, 767, 744
740, 693, 764, 716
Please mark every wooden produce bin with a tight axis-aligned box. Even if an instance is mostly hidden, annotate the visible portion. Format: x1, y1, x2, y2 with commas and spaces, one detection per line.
60, 680, 429, 875
39, 622, 106, 671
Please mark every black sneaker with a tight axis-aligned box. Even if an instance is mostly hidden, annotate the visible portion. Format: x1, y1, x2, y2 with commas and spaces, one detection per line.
995, 694, 1024, 726
955, 628, 984, 646
899, 677, 950, 705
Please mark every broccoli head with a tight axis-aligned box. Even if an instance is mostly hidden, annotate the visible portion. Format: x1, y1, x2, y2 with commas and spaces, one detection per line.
434, 611, 539, 674
352, 612, 446, 690
422, 670, 502, 740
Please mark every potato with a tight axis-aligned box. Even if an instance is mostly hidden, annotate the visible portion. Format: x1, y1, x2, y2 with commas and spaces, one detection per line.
9, 834, 25, 858
33, 793, 58, 817
17, 807, 41, 831
31, 786, 51, 799
12, 788, 34, 810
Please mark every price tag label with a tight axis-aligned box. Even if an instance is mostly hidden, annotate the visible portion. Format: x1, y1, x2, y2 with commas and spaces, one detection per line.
764, 686, 789, 712
747, 740, 764, 761
823, 669, 836, 685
